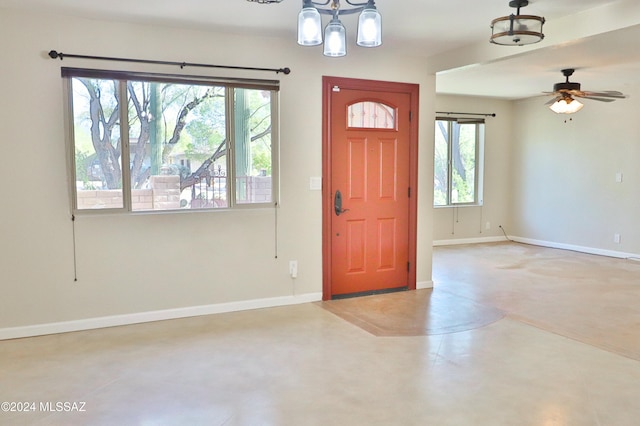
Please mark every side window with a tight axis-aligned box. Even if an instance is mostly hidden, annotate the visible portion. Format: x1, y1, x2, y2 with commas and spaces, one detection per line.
434, 119, 484, 206
72, 78, 124, 209
347, 101, 395, 129
68, 71, 278, 212
234, 88, 274, 205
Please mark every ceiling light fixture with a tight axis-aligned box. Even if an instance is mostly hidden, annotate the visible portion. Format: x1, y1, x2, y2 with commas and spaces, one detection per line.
490, 0, 545, 46
248, 0, 382, 57
543, 68, 626, 114
549, 96, 584, 114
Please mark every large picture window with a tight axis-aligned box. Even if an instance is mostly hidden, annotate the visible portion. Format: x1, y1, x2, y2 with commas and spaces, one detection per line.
434, 118, 484, 207
65, 68, 278, 212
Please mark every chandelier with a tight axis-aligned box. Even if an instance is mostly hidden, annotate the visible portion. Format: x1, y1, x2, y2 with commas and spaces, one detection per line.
248, 0, 382, 57
490, 0, 545, 46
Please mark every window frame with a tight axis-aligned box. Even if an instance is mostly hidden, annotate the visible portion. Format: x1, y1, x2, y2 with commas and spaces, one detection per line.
434, 117, 485, 208
63, 67, 279, 214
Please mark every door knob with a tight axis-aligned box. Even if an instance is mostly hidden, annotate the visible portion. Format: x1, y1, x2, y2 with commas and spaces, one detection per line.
334, 190, 350, 216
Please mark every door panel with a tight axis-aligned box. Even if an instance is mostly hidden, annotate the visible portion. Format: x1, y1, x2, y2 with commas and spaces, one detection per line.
329, 88, 411, 297
346, 219, 366, 273
348, 138, 367, 200
377, 218, 397, 270
379, 138, 397, 199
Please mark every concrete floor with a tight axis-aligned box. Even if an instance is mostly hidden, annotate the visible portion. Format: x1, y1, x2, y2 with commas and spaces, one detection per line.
2, 242, 640, 425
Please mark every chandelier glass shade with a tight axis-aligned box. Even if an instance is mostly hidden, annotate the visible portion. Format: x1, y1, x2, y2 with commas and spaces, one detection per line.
297, 5, 323, 46
490, 0, 545, 46
323, 17, 347, 56
356, 3, 382, 47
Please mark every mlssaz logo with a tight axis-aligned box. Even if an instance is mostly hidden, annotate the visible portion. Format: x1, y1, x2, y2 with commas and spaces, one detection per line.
39, 401, 87, 412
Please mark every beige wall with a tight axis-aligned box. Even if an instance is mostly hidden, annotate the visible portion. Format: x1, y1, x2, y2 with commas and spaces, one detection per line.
511, 86, 640, 256
0, 9, 435, 332
433, 91, 640, 257
433, 95, 514, 243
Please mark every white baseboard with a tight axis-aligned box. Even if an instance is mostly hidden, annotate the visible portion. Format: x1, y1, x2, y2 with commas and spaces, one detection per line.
0, 292, 323, 341
433, 234, 640, 260
509, 236, 640, 260
433, 236, 507, 246
416, 280, 434, 289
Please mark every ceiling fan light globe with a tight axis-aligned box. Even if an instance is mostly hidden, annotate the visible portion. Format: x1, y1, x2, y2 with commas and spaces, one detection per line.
549, 98, 584, 114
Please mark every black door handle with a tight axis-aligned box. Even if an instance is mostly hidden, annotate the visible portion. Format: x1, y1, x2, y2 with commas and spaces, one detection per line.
334, 190, 350, 216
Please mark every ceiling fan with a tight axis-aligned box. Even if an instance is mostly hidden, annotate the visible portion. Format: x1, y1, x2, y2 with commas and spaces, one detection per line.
544, 68, 627, 114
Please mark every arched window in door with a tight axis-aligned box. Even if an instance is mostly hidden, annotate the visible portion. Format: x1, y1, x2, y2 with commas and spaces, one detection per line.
347, 101, 396, 129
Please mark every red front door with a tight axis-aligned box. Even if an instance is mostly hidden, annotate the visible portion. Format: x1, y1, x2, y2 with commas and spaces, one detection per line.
323, 77, 418, 299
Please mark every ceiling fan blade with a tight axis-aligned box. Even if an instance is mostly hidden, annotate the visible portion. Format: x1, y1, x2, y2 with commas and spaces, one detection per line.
581, 90, 627, 99
580, 96, 617, 102
544, 96, 562, 106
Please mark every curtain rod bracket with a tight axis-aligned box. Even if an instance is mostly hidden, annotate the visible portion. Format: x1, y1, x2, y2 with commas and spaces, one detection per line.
48, 50, 291, 75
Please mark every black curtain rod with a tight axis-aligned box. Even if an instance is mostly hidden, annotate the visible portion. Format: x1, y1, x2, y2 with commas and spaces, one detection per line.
48, 50, 291, 75
436, 111, 496, 117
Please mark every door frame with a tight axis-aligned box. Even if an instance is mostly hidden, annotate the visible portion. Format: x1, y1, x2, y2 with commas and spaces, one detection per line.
322, 76, 419, 300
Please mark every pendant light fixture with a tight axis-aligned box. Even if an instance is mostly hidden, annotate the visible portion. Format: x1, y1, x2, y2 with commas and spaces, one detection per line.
301, 0, 381, 57
249, 0, 381, 57
490, 0, 545, 46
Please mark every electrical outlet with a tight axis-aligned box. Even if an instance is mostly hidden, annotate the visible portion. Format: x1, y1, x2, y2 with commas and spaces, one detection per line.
485, 221, 491, 230
614, 233, 621, 244
289, 260, 298, 278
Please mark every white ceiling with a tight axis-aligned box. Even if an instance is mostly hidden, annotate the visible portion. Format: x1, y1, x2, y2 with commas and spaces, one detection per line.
2, 0, 639, 100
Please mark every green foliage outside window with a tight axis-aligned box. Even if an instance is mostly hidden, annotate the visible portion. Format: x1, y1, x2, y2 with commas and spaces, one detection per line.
68, 71, 277, 211
434, 119, 483, 206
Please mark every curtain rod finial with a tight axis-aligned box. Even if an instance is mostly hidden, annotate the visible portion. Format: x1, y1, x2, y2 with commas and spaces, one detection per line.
49, 50, 64, 60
